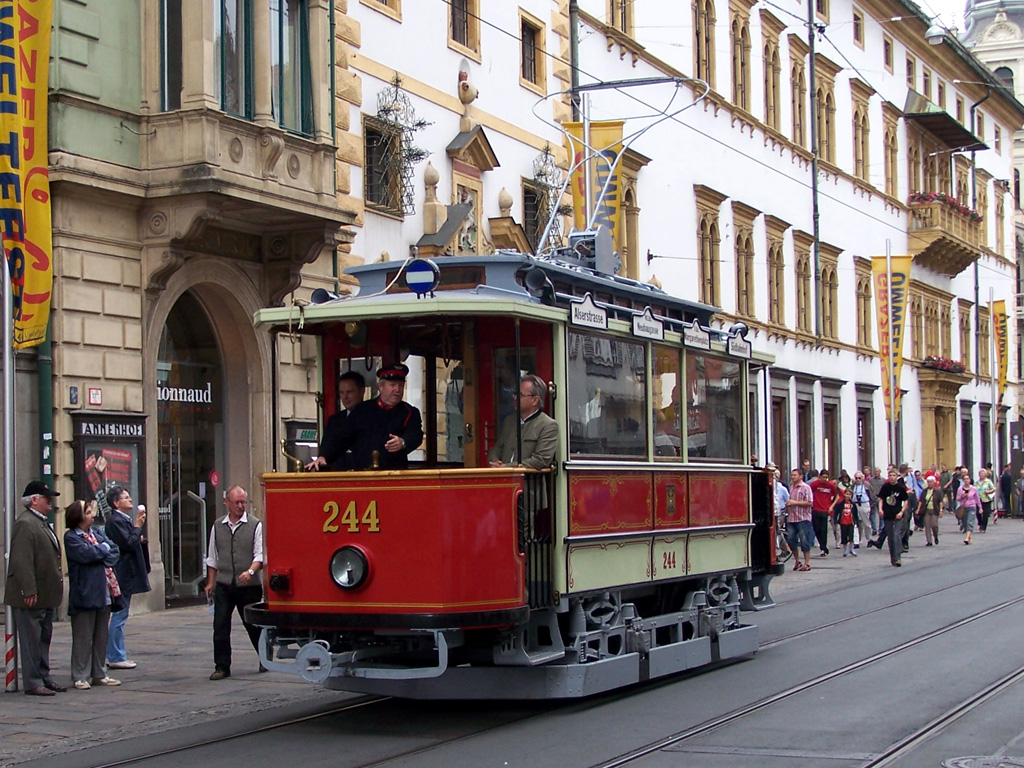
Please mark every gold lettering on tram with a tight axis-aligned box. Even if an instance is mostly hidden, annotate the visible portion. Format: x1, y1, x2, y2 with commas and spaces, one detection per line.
322, 500, 381, 534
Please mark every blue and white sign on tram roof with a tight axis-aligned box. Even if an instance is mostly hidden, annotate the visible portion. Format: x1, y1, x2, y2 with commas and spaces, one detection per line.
405, 258, 441, 297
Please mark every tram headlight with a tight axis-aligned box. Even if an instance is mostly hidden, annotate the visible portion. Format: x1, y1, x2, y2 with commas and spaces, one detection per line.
329, 546, 369, 590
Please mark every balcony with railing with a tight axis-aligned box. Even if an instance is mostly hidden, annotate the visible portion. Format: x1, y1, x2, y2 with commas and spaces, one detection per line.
907, 193, 983, 277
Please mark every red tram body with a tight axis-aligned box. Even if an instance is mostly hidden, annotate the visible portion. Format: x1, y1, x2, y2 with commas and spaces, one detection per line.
247, 253, 782, 699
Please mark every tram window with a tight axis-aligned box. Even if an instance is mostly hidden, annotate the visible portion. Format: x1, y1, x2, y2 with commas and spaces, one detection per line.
653, 345, 682, 459
686, 352, 744, 461
567, 331, 647, 458
438, 358, 465, 463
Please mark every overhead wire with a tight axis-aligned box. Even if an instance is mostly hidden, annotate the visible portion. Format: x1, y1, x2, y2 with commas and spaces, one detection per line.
430, 0, 1012, 278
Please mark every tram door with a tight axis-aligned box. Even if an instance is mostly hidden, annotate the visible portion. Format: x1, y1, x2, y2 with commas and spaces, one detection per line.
158, 292, 226, 600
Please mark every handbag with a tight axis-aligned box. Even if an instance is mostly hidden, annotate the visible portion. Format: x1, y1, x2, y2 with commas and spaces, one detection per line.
954, 504, 965, 522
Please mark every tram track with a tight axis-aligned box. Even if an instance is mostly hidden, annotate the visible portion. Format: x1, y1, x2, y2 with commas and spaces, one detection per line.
86, 696, 391, 768
589, 593, 1024, 768
74, 549, 1024, 768
763, 550, 1024, 649
862, 664, 1024, 767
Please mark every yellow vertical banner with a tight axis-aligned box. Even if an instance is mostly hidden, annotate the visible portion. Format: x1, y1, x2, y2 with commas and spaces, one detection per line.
993, 299, 1008, 403
563, 121, 624, 253
2, 0, 53, 349
872, 256, 912, 423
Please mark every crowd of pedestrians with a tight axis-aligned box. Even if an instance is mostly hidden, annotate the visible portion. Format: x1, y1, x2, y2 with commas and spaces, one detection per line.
773, 460, 1017, 572
3, 480, 264, 696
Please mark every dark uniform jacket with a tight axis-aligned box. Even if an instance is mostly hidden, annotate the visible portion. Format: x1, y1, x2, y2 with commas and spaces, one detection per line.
318, 410, 354, 470
322, 397, 423, 470
105, 510, 152, 596
3, 510, 64, 609
64, 527, 120, 615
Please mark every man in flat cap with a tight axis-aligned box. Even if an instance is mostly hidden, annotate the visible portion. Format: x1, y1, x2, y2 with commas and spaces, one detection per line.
314, 362, 423, 470
3, 481, 66, 695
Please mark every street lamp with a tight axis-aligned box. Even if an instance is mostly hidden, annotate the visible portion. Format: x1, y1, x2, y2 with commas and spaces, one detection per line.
925, 21, 947, 44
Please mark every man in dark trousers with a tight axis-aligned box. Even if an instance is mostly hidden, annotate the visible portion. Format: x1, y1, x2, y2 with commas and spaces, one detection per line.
204, 485, 264, 680
809, 469, 839, 557
876, 468, 909, 567
306, 370, 366, 471
3, 481, 66, 695
999, 463, 1013, 521
315, 362, 423, 471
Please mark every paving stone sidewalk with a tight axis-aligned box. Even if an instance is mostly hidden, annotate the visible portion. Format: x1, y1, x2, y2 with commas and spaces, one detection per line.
0, 604, 334, 767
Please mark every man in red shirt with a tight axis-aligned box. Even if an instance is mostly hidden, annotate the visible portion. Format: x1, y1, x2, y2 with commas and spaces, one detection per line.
809, 469, 839, 556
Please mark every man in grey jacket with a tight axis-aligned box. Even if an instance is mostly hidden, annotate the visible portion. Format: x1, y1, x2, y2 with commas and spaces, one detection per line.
488, 374, 558, 469
3, 481, 65, 695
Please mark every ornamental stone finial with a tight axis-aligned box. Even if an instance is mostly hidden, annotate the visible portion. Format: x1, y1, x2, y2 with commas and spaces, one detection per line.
498, 187, 513, 217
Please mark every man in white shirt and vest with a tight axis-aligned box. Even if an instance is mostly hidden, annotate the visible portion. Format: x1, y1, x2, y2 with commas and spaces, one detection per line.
204, 485, 263, 680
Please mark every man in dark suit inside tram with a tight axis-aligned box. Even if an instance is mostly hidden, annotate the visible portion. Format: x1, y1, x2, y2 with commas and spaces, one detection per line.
306, 369, 366, 471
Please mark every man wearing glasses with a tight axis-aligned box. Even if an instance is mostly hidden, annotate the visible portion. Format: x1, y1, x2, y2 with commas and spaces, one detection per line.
489, 374, 558, 469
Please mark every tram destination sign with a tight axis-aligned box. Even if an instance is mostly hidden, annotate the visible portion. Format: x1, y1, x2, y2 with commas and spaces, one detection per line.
570, 294, 608, 329
632, 307, 664, 341
683, 322, 711, 350
728, 334, 752, 358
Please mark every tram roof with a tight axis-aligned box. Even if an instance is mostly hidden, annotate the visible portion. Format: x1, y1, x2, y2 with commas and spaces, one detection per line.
254, 253, 718, 331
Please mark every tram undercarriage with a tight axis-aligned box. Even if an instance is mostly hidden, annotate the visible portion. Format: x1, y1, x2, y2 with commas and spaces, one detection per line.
256, 573, 758, 700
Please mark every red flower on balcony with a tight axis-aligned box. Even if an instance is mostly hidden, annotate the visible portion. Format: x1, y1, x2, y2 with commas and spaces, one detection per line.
907, 192, 983, 223
922, 355, 967, 373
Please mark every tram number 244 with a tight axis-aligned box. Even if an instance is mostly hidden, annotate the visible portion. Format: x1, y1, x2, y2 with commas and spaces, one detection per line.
323, 500, 380, 534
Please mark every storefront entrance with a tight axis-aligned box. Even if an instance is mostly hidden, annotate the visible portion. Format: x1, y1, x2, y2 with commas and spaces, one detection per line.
157, 291, 225, 599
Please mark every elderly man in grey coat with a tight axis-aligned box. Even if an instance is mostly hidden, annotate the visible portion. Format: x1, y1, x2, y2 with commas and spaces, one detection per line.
3, 481, 66, 695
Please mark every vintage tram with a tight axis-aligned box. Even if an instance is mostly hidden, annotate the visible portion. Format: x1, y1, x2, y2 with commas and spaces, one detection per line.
246, 250, 781, 699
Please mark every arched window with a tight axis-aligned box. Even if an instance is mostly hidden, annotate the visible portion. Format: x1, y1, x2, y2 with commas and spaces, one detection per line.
995, 66, 1014, 92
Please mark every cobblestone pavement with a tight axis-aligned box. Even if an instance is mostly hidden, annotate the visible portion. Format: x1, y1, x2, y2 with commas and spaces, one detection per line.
770, 509, 1020, 601
0, 604, 335, 766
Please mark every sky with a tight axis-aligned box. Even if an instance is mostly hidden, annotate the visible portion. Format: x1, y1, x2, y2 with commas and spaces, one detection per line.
915, 0, 967, 33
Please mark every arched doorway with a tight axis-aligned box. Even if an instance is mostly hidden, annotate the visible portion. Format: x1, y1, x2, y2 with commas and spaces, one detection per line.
142, 260, 273, 608
157, 291, 226, 599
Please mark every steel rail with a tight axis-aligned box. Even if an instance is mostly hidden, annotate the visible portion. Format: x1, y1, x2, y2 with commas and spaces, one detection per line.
862, 664, 1024, 767
85, 696, 390, 768
68, 550, 1024, 768
763, 555, 1024, 649
591, 594, 1024, 768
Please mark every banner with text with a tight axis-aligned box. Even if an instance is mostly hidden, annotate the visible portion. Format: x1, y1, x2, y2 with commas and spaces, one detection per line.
2, 0, 53, 349
993, 299, 1008, 404
564, 121, 624, 253
872, 256, 911, 423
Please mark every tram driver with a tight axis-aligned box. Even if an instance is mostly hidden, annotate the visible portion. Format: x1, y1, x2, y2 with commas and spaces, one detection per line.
309, 363, 423, 471
488, 374, 558, 469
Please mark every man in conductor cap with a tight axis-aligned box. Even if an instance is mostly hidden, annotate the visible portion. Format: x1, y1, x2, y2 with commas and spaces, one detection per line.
313, 362, 423, 470
3, 481, 67, 695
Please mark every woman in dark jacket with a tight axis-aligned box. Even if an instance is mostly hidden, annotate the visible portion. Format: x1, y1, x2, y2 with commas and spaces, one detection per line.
64, 500, 122, 689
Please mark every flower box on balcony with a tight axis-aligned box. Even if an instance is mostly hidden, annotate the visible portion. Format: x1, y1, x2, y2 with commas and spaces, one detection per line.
921, 356, 967, 373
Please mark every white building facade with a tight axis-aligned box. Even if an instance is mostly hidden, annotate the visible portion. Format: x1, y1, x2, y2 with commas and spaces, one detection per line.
562, 0, 1023, 475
